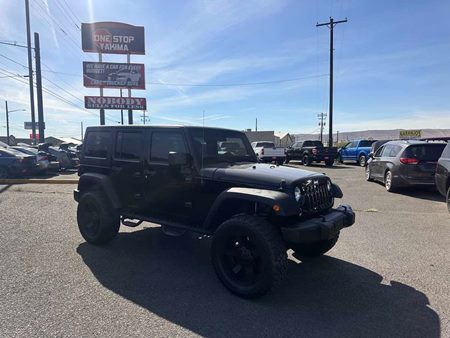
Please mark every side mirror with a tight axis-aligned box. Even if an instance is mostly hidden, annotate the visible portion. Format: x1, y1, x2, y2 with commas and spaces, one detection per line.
368, 152, 374, 159
168, 152, 190, 166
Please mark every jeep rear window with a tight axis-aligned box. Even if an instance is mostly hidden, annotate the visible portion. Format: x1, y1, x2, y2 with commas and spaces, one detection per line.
84, 131, 110, 158
150, 131, 186, 162
403, 144, 446, 161
115, 131, 143, 160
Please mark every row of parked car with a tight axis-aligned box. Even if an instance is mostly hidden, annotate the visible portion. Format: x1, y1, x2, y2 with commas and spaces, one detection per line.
364, 139, 450, 211
250, 137, 449, 212
0, 142, 81, 178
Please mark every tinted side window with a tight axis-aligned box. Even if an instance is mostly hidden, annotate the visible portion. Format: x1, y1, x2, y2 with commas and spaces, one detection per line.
84, 131, 110, 158
374, 146, 384, 157
150, 131, 186, 162
303, 141, 311, 147
115, 131, 143, 160
388, 145, 402, 157
381, 145, 393, 157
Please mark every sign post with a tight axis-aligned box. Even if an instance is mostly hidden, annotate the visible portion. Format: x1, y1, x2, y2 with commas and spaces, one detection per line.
81, 22, 146, 125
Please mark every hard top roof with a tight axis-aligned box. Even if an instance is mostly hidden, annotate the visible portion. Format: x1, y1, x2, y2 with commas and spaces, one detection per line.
85, 125, 240, 133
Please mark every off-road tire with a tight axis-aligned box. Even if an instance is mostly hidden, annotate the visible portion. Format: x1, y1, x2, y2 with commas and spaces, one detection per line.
302, 154, 311, 166
290, 234, 339, 258
77, 191, 120, 245
212, 215, 287, 298
325, 160, 334, 167
384, 170, 396, 192
358, 154, 366, 167
365, 165, 373, 181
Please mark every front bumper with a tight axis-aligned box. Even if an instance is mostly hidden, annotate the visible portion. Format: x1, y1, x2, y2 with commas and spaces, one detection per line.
281, 204, 355, 243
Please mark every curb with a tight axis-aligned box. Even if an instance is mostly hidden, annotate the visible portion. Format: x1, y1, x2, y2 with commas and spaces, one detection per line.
0, 178, 79, 185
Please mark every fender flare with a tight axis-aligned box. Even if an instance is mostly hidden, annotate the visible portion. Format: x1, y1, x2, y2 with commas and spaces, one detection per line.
203, 187, 298, 230
77, 173, 121, 209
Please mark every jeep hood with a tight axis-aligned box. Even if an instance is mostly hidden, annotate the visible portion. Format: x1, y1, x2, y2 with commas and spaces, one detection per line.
201, 163, 322, 188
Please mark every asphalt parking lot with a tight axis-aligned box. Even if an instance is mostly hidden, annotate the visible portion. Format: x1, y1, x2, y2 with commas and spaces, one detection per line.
0, 163, 449, 338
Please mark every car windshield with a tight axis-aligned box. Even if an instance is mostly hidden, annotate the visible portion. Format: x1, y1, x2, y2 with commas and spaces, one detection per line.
403, 144, 446, 161
189, 128, 257, 165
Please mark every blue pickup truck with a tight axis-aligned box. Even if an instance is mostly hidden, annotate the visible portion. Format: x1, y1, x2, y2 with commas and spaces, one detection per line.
337, 140, 376, 166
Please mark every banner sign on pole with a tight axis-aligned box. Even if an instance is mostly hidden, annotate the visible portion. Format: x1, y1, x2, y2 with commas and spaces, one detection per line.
81, 22, 145, 55
24, 121, 45, 130
83, 62, 145, 89
85, 96, 147, 110
400, 130, 422, 139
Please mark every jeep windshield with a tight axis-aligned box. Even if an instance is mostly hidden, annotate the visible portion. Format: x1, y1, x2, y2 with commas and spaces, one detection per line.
188, 128, 257, 165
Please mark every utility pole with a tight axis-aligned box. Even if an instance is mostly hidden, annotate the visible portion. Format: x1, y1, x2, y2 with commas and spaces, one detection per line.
80, 121, 84, 142
255, 118, 258, 132
317, 112, 327, 143
5, 101, 9, 146
34, 32, 45, 143
98, 53, 105, 125
127, 54, 133, 124
25, 0, 37, 144
316, 17, 347, 147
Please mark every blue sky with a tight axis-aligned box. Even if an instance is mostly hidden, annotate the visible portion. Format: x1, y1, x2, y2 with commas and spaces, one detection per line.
0, 0, 449, 139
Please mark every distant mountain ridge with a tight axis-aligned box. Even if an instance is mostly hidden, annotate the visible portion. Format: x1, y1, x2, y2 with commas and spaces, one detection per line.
293, 129, 450, 142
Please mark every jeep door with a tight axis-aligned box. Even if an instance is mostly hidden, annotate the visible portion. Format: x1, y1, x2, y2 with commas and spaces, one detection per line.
111, 130, 145, 210
143, 129, 194, 222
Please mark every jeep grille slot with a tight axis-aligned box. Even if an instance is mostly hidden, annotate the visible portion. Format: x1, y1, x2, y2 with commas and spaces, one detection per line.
302, 180, 333, 214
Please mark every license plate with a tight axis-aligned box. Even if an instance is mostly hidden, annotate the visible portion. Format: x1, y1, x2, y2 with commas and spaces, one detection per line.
324, 157, 329, 160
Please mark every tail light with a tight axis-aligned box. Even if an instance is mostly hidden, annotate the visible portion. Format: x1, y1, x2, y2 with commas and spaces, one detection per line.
261, 148, 264, 155
400, 157, 419, 164
312, 148, 317, 155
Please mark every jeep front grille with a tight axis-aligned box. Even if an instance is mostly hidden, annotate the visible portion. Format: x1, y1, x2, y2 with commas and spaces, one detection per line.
302, 180, 333, 214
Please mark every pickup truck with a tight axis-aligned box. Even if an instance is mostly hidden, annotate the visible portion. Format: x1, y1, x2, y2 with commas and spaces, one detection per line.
251, 141, 285, 165
337, 140, 376, 166
285, 140, 337, 166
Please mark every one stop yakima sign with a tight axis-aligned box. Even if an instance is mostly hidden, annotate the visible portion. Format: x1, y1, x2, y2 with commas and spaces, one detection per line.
85, 96, 147, 110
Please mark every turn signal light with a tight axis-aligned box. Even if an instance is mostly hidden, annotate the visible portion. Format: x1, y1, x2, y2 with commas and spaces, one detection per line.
400, 157, 419, 165
272, 204, 281, 213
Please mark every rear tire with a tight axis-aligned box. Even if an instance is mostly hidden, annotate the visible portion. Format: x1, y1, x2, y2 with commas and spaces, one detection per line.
284, 156, 290, 164
302, 154, 311, 166
277, 159, 284, 166
212, 215, 287, 298
291, 234, 339, 258
77, 191, 120, 245
325, 160, 334, 167
358, 154, 366, 167
384, 170, 396, 192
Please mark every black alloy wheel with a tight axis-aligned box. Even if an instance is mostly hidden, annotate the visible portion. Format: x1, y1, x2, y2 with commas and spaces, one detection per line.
212, 215, 287, 298
302, 154, 311, 166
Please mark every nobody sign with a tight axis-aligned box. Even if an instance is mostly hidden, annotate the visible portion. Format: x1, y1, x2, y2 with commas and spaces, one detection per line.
85, 96, 147, 110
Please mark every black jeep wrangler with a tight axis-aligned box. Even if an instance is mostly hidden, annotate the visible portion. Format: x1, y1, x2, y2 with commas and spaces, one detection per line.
74, 126, 355, 298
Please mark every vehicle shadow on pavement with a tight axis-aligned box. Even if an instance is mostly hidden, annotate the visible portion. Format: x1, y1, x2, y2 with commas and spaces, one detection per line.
77, 227, 440, 338
0, 184, 11, 194
394, 188, 445, 203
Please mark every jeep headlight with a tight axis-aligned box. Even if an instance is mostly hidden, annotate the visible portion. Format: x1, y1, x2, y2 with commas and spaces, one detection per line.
294, 186, 302, 202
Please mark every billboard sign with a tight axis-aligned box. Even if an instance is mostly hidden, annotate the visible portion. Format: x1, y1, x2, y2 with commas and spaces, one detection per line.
83, 62, 145, 89
24, 121, 45, 130
81, 22, 145, 55
85, 96, 147, 110
400, 129, 421, 139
